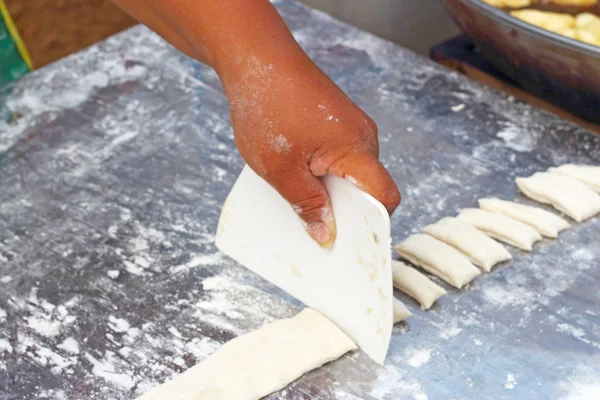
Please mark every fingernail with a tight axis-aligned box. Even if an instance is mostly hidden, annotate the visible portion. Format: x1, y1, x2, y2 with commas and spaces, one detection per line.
307, 222, 334, 249
321, 204, 337, 248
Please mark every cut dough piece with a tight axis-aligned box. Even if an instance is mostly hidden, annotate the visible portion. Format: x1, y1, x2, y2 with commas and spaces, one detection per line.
391, 260, 447, 309
549, 164, 600, 193
393, 298, 412, 323
479, 198, 571, 238
394, 234, 481, 289
516, 172, 600, 222
457, 208, 542, 251
422, 217, 512, 272
137, 309, 356, 400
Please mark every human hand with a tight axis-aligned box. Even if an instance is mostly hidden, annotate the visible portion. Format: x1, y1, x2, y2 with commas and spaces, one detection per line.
222, 52, 400, 248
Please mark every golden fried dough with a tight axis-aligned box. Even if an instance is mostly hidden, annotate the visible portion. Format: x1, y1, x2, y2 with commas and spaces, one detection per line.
576, 29, 600, 44
482, 0, 532, 7
510, 9, 575, 34
560, 28, 578, 38
574, 13, 600, 44
548, 0, 598, 6
576, 13, 600, 34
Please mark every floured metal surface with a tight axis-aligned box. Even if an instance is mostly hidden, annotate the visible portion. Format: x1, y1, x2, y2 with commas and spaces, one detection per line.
1, 1, 599, 399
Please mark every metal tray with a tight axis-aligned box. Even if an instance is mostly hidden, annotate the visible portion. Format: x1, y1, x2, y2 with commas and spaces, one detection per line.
442, 0, 600, 124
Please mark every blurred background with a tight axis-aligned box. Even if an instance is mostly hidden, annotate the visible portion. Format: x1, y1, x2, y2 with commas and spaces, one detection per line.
2, 0, 598, 127
2, 0, 459, 69
301, 0, 459, 55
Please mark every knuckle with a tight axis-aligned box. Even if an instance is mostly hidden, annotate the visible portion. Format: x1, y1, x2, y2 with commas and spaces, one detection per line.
381, 187, 401, 212
363, 115, 378, 136
293, 193, 328, 223
353, 115, 379, 155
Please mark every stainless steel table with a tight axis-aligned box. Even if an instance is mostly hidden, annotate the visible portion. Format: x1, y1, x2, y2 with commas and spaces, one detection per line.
1, 1, 599, 399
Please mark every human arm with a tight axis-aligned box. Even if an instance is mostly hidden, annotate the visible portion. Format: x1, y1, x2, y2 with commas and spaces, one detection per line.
111, 0, 401, 247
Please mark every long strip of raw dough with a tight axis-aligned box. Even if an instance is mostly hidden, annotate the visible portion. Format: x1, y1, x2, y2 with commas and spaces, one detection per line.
479, 198, 570, 238
393, 298, 412, 323
136, 309, 356, 400
391, 260, 447, 309
394, 234, 481, 289
422, 217, 511, 272
516, 172, 600, 222
457, 208, 542, 251
548, 164, 600, 193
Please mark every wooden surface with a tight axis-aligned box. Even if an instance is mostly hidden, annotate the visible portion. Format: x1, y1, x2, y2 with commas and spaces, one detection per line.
5, 0, 136, 68
431, 35, 600, 136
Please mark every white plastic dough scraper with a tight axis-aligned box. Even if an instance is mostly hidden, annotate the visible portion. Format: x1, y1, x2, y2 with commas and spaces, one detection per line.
215, 166, 394, 364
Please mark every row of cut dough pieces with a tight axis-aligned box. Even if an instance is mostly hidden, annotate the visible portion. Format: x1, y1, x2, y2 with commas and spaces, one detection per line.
389, 211, 536, 307
517, 166, 600, 222
137, 165, 599, 400
390, 210, 524, 305
392, 164, 600, 300
390, 190, 542, 304
393, 203, 559, 293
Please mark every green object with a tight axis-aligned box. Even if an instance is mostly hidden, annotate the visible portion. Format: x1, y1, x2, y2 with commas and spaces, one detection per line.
0, 13, 28, 85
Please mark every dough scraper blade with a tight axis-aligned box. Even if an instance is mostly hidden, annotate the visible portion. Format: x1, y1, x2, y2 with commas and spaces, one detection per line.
215, 166, 393, 364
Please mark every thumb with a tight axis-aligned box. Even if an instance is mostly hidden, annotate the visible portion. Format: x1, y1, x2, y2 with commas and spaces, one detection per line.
328, 150, 401, 215
268, 167, 336, 249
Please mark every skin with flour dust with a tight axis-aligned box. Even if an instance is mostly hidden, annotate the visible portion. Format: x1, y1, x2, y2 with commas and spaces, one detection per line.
110, 0, 401, 248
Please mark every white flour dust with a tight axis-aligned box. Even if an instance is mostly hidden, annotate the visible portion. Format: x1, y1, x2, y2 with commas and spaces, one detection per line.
0, 289, 82, 376
108, 316, 131, 333
107, 270, 120, 279
478, 239, 598, 316
270, 134, 292, 153
405, 348, 432, 368
557, 323, 587, 340
35, 390, 68, 400
85, 352, 135, 390
0, 338, 13, 353
496, 123, 537, 153
481, 282, 537, 309
451, 104, 465, 112
26, 316, 62, 338
57, 337, 80, 354
559, 366, 600, 400
369, 365, 429, 400
572, 248, 595, 262
170, 252, 223, 274
0, 53, 150, 153
193, 273, 297, 336
196, 278, 256, 322
168, 327, 183, 339
20, 289, 78, 339
505, 373, 519, 389
17, 333, 78, 375
439, 326, 462, 340
555, 321, 600, 349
